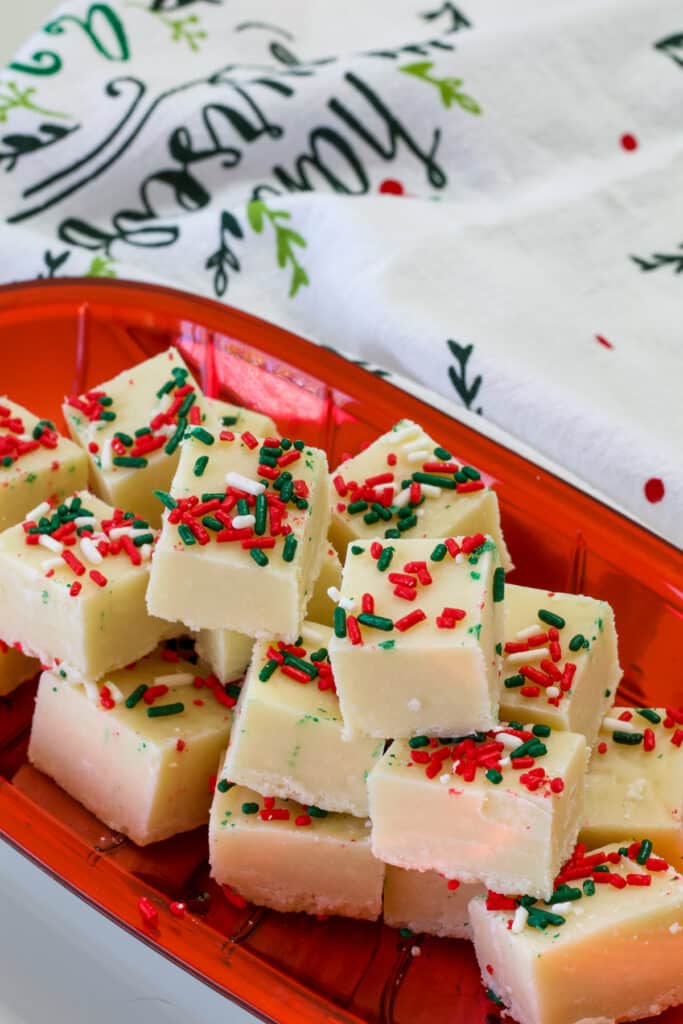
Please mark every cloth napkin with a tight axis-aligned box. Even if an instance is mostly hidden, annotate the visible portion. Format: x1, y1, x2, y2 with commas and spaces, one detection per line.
1, 0, 681, 548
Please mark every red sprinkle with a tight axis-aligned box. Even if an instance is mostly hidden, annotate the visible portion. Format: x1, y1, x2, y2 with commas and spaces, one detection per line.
169, 901, 186, 917
137, 896, 159, 927
347, 615, 362, 646
643, 728, 656, 752
241, 431, 258, 449
69, 581, 82, 597
626, 873, 651, 886
447, 879, 460, 891
89, 569, 108, 588
176, 739, 186, 752
597, 742, 608, 754
61, 550, 86, 576
295, 814, 312, 827
394, 609, 427, 632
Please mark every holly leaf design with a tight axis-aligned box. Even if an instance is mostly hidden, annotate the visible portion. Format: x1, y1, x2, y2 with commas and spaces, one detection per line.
399, 61, 481, 114
247, 199, 265, 233
421, 3, 472, 33
38, 249, 71, 278
85, 255, 116, 277
630, 245, 683, 274
446, 339, 483, 412
247, 198, 309, 299
654, 32, 683, 69
205, 208, 244, 297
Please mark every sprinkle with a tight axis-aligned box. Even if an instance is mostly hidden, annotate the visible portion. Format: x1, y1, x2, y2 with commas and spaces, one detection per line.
377, 546, 394, 571
613, 730, 643, 745
357, 613, 393, 632
411, 472, 455, 489
295, 814, 312, 827
241, 431, 258, 449
492, 567, 505, 603
125, 684, 148, 708
194, 455, 209, 477
283, 533, 297, 562
538, 609, 565, 629
232, 514, 256, 529
568, 634, 586, 652
249, 547, 269, 567
486, 769, 503, 785
153, 490, 177, 510
511, 906, 528, 933
61, 550, 86, 576
147, 702, 185, 718
69, 581, 82, 597
137, 897, 158, 928
504, 675, 525, 688
178, 524, 196, 546
636, 708, 662, 724
334, 606, 347, 638
395, 609, 426, 632
191, 427, 214, 445
113, 455, 148, 469
347, 615, 363, 645
38, 534, 63, 554
169, 901, 186, 917
89, 569, 108, 588
225, 472, 265, 496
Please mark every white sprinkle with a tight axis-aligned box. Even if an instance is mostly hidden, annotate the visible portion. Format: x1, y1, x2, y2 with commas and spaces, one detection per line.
232, 514, 256, 529
546, 686, 560, 698
140, 544, 153, 561
106, 682, 124, 705
327, 586, 342, 603
26, 501, 51, 521
496, 731, 524, 750
83, 681, 99, 703
393, 487, 412, 508
79, 536, 103, 565
669, 922, 682, 934
506, 647, 551, 666
402, 436, 427, 451
516, 624, 543, 640
153, 672, 195, 688
38, 534, 63, 554
420, 483, 442, 498
100, 440, 113, 472
327, 586, 357, 612
603, 716, 639, 734
364, 819, 372, 828
499, 756, 511, 768
410, 946, 421, 957
407, 698, 422, 712
390, 422, 420, 443
406, 449, 431, 463
440, 773, 450, 784
225, 471, 265, 496
454, 553, 464, 564
18, 433, 33, 442
109, 526, 152, 539
73, 515, 95, 527
511, 906, 528, 933
552, 902, 572, 915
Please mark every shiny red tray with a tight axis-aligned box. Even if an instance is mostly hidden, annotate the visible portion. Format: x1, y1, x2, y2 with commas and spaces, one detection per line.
1, 280, 681, 1024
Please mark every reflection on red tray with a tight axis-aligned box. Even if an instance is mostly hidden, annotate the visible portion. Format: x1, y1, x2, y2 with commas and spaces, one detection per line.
0, 280, 681, 1024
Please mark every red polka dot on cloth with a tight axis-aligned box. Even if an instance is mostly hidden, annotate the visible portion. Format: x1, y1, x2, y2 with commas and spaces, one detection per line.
644, 478, 665, 503
620, 134, 638, 151
595, 335, 614, 349
379, 179, 405, 195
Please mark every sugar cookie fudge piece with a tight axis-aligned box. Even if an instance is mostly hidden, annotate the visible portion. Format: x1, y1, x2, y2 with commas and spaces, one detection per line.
223, 622, 383, 816
209, 783, 384, 919
28, 650, 233, 845
383, 867, 484, 939
369, 725, 587, 899
329, 420, 511, 570
194, 544, 342, 684
580, 706, 683, 870
0, 396, 87, 531
63, 349, 275, 526
500, 586, 620, 745
328, 535, 503, 739
147, 429, 330, 640
470, 842, 683, 1024
0, 640, 39, 697
0, 491, 174, 679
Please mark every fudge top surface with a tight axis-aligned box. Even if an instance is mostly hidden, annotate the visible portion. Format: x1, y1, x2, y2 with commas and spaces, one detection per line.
330, 534, 501, 651
474, 842, 683, 949
213, 782, 372, 842
0, 394, 84, 481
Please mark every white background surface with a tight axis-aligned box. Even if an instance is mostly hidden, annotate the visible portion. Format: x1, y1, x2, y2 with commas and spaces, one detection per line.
0, 2, 261, 1016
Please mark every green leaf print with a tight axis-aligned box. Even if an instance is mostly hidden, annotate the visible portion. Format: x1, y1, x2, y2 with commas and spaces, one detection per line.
85, 255, 117, 277
129, 3, 207, 51
630, 245, 683, 275
247, 199, 309, 298
0, 82, 69, 124
399, 61, 481, 114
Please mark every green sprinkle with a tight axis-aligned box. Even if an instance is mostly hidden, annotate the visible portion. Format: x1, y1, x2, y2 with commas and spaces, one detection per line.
378, 639, 395, 650
1, 456, 13, 467
347, 499, 368, 514
485, 989, 504, 1009
178, 524, 196, 546
613, 730, 643, 745
409, 735, 430, 749
293, 439, 305, 451
377, 546, 394, 571
593, 864, 609, 873
193, 455, 209, 477
495, 642, 502, 655
216, 779, 233, 793
397, 514, 417, 532
178, 392, 197, 418
636, 708, 661, 724
605, 689, 611, 698
133, 533, 154, 547
371, 502, 393, 521
132, 519, 149, 529
254, 493, 267, 536
283, 653, 318, 678
462, 465, 481, 480
399, 927, 414, 939
114, 431, 133, 447
351, 545, 364, 555
202, 515, 223, 531
569, 634, 586, 652
249, 547, 269, 567
113, 456, 148, 469
190, 426, 213, 445
511, 738, 547, 759
125, 684, 148, 708
202, 492, 226, 502
164, 417, 187, 456
470, 571, 481, 580
547, 885, 582, 904
241, 802, 259, 814
280, 480, 294, 503
357, 613, 393, 631
134, 427, 151, 438
259, 659, 279, 682
156, 379, 175, 398
430, 543, 447, 562
583, 879, 596, 896
504, 675, 525, 688
486, 768, 503, 784
147, 702, 185, 718
526, 907, 566, 930
384, 528, 401, 539
334, 606, 347, 638
363, 511, 380, 525
295, 497, 308, 510
283, 533, 297, 562
538, 609, 566, 629
259, 454, 278, 468
492, 567, 505, 602
636, 839, 653, 865
221, 415, 238, 426
532, 724, 551, 737
411, 472, 456, 489
307, 806, 327, 817
99, 410, 116, 422
309, 649, 328, 662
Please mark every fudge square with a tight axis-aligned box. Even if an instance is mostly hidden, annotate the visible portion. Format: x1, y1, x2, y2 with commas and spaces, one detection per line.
209, 782, 384, 919
328, 535, 504, 739
369, 724, 588, 900
223, 621, 384, 817
581, 706, 683, 871
194, 544, 342, 684
29, 649, 233, 845
383, 866, 484, 940
501, 585, 620, 745
0, 491, 174, 679
0, 395, 87, 531
469, 842, 683, 1024
329, 419, 512, 570
0, 641, 39, 697
63, 348, 275, 527
146, 428, 330, 640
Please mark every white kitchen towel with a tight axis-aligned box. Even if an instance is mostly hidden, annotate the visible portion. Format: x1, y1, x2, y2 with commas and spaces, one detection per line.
1, 0, 681, 546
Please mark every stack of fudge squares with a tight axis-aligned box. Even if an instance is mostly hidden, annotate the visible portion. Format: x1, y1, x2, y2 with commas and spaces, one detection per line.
1, 351, 682, 1024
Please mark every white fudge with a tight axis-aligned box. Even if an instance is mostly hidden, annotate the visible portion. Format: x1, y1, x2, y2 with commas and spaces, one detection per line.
369, 725, 588, 900
581, 706, 683, 871
328, 535, 504, 738
0, 396, 87, 531
329, 419, 512, 570
209, 783, 384, 919
501, 585, 620, 745
146, 429, 330, 640
63, 349, 275, 526
0, 640, 39, 697
383, 866, 484, 939
305, 542, 342, 627
0, 491, 175, 679
470, 842, 683, 1024
223, 622, 384, 816
28, 649, 233, 845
